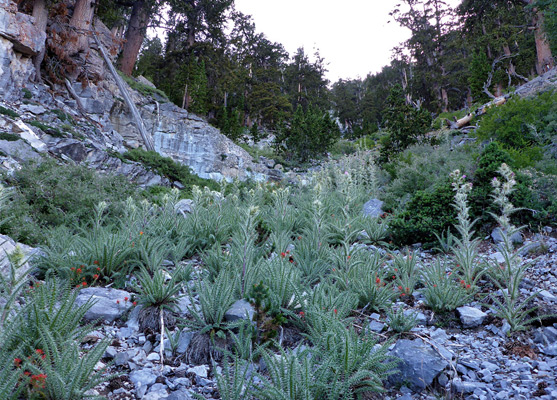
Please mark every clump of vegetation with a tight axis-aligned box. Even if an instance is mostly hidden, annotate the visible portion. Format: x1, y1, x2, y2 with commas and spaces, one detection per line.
0, 160, 138, 244
22, 88, 33, 99
123, 148, 219, 195
27, 121, 66, 138
275, 105, 340, 163
50, 109, 75, 124
475, 91, 557, 166
118, 71, 169, 100
0, 132, 20, 142
378, 84, 432, 163
0, 106, 19, 118
389, 182, 456, 247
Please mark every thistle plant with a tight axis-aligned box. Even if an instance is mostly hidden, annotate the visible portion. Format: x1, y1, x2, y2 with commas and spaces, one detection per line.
27, 331, 111, 400
0, 245, 30, 331
386, 306, 418, 333
213, 355, 255, 400
488, 164, 543, 332
260, 256, 302, 311
333, 252, 394, 311
202, 243, 231, 282
306, 318, 397, 399
488, 164, 526, 286
289, 231, 330, 285
186, 271, 237, 333
292, 282, 358, 338
391, 250, 421, 299
3, 279, 94, 356
360, 216, 389, 246
265, 187, 297, 233
1, 279, 112, 399
135, 265, 189, 311
449, 169, 485, 290
254, 348, 315, 400
421, 258, 474, 313
77, 227, 132, 286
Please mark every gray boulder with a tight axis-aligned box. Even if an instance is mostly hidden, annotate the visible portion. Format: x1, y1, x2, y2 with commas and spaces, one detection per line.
457, 306, 487, 328
163, 389, 194, 400
174, 199, 193, 217
0, 234, 39, 280
176, 329, 194, 354
491, 228, 523, 245
225, 299, 255, 322
75, 287, 133, 323
388, 339, 450, 391
362, 198, 384, 218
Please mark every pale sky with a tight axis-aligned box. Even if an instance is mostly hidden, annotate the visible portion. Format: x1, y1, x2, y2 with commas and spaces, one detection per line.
234, 0, 462, 83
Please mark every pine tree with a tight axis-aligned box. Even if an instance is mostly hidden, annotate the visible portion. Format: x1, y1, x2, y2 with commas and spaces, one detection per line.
379, 84, 431, 163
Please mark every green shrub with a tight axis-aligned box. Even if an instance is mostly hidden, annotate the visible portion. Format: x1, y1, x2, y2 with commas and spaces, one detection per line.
389, 182, 457, 247
329, 139, 358, 157
381, 141, 476, 211
0, 106, 19, 118
275, 104, 341, 162
468, 142, 550, 229
354, 134, 377, 150
475, 91, 557, 166
0, 132, 20, 141
379, 84, 432, 163
0, 160, 138, 244
27, 121, 66, 138
123, 148, 219, 195
22, 88, 32, 99
118, 71, 169, 100
50, 109, 75, 124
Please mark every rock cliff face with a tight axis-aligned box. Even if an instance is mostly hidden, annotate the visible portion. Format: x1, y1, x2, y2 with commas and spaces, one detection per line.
0, 0, 43, 100
0, 0, 275, 184
109, 99, 268, 182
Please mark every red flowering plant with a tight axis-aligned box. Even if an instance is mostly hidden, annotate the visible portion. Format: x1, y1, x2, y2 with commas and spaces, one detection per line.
421, 258, 473, 313
390, 250, 421, 302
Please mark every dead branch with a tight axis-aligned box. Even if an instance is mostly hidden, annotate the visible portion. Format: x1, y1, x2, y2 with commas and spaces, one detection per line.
483, 54, 517, 99
92, 29, 154, 151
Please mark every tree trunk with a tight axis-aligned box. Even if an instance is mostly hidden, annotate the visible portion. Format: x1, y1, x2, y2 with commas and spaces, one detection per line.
523, 0, 554, 74
119, 0, 150, 76
441, 88, 449, 113
32, 0, 48, 81
533, 12, 554, 74
69, 0, 95, 54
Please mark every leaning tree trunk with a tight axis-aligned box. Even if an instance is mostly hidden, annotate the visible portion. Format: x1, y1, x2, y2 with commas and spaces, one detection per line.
32, 0, 48, 81
523, 0, 554, 74
69, 0, 95, 54
119, 0, 150, 76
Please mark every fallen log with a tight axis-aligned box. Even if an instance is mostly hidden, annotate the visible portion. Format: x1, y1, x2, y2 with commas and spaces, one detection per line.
446, 96, 508, 130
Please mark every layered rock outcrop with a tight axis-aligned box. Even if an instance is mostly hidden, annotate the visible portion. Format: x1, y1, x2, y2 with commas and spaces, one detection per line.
0, 1, 275, 183
0, 0, 44, 100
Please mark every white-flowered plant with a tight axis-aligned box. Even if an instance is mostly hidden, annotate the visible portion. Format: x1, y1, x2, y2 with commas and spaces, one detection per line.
488, 164, 542, 333
449, 169, 485, 290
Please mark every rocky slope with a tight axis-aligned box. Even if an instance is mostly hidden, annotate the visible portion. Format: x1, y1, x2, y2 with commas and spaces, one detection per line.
0, 2, 276, 184
5, 212, 553, 400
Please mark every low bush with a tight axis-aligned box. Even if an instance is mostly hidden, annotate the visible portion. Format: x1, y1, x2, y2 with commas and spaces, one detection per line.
118, 71, 169, 100
0, 160, 138, 244
123, 148, 219, 195
475, 91, 557, 167
0, 106, 19, 118
381, 141, 476, 211
27, 121, 66, 138
389, 182, 457, 247
0, 132, 20, 141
